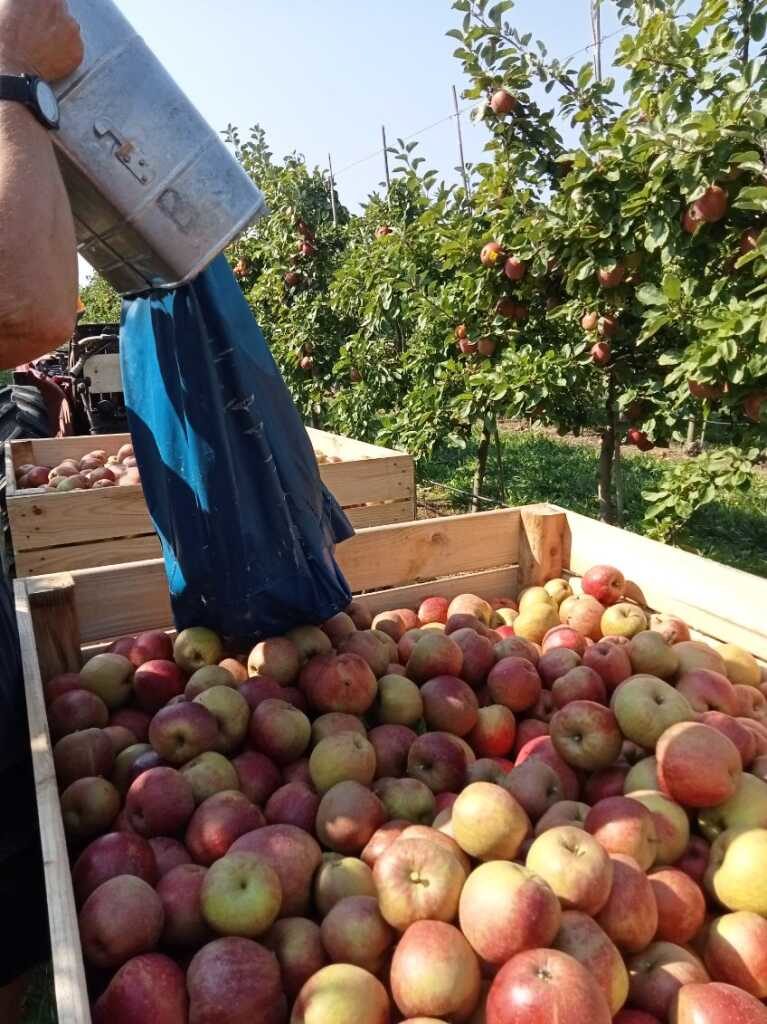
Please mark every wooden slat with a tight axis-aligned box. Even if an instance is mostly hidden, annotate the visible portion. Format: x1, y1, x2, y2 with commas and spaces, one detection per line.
344, 498, 416, 528
319, 456, 414, 505
12, 433, 130, 467
4, 439, 19, 496
561, 508, 767, 661
71, 560, 173, 643
307, 426, 406, 460
519, 504, 567, 588
13, 580, 92, 1024
359, 567, 520, 616
336, 508, 521, 594
14, 533, 163, 576
7, 485, 152, 549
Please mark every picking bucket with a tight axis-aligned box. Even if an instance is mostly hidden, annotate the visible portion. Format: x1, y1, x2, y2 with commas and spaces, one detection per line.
53, 0, 266, 295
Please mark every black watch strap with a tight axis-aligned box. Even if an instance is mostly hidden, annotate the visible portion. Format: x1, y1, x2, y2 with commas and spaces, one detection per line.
0, 75, 33, 105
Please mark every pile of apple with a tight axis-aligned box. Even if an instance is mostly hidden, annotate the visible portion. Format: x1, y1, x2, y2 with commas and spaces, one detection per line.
17, 443, 139, 492
44, 564, 767, 1023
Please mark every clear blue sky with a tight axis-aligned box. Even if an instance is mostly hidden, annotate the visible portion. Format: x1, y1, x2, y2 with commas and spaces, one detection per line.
80, 1, 623, 281
112, 0, 623, 206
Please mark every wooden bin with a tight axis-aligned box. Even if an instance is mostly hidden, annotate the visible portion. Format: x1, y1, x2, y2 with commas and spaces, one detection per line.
4, 427, 415, 576
14, 503, 767, 1024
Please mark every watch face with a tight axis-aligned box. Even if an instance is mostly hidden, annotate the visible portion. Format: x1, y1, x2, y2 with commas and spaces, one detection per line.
34, 80, 60, 127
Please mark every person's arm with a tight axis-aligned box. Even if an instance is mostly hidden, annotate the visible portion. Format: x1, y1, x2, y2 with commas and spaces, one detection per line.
0, 0, 83, 369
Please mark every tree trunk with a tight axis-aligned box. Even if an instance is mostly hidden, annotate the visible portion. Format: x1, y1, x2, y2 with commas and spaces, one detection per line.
613, 434, 624, 527
493, 417, 507, 504
684, 415, 698, 453
472, 420, 492, 512
599, 426, 616, 523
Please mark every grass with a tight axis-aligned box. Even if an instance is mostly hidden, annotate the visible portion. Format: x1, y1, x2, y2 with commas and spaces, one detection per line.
419, 428, 767, 578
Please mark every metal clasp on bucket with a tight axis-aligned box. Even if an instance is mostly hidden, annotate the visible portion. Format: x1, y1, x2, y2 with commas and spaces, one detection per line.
93, 120, 154, 186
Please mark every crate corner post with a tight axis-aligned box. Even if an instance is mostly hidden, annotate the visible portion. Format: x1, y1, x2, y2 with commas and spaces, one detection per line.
26, 573, 82, 678
518, 503, 567, 591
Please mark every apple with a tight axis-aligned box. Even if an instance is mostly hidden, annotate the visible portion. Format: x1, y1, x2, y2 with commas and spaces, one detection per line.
193, 685, 249, 753
79, 653, 133, 710
300, 651, 378, 714
698, 773, 767, 842
313, 854, 377, 918
553, 910, 629, 1016
54, 728, 114, 789
675, 835, 711, 886
125, 766, 195, 837
623, 756, 659, 792
535, 800, 590, 835
407, 731, 466, 793
316, 780, 385, 855
628, 789, 690, 865
61, 776, 121, 841
552, 665, 606, 707
309, 731, 376, 793
513, 603, 560, 644
368, 723, 416, 778
406, 633, 463, 683
320, 894, 393, 974
550, 700, 623, 771
612, 675, 693, 748
110, 708, 151, 742
451, 781, 530, 861
526, 825, 614, 914
705, 826, 767, 915
249, 698, 311, 764
677, 668, 738, 715
265, 781, 319, 831
450, 628, 496, 686
373, 777, 436, 824
596, 853, 659, 953
156, 863, 210, 948
184, 665, 237, 699
480, 241, 505, 268
184, 790, 264, 866
72, 831, 157, 906
322, 612, 356, 646
311, 713, 366, 744
467, 705, 516, 757
539, 648, 581, 686
584, 766, 629, 803
104, 725, 139, 756
131, 660, 186, 713
602, 603, 648, 639
200, 850, 281, 937
48, 689, 109, 739
173, 627, 223, 673
487, 948, 612, 1024
230, 750, 280, 805
372, 835, 465, 930
674, 640, 727, 676
490, 89, 517, 115
699, 710, 756, 767
515, 734, 579, 799
626, 632, 678, 680
421, 675, 478, 736
703, 911, 767, 998
648, 614, 690, 645
691, 183, 729, 222
718, 643, 762, 688
418, 596, 450, 624
345, 599, 373, 630
247, 636, 300, 684
129, 629, 173, 667
673, 982, 767, 1023
92, 953, 188, 1024
585, 795, 658, 870
560, 594, 605, 641
583, 565, 625, 607
626, 942, 709, 1020
149, 837, 192, 879
148, 701, 219, 765
360, 820, 410, 868
513, 718, 549, 757
735, 683, 767, 719
544, 578, 572, 607
79, 874, 164, 969
231, 822, 322, 917
459, 860, 561, 965
487, 657, 542, 712
187, 937, 284, 1024
178, 750, 239, 805
391, 920, 481, 1022
376, 674, 423, 726
648, 867, 705, 945
504, 759, 564, 820
44, 672, 83, 706
657, 721, 741, 807
494, 636, 540, 665
582, 640, 633, 693
292, 962, 390, 1024
263, 917, 327, 1000
542, 625, 588, 657
338, 630, 397, 677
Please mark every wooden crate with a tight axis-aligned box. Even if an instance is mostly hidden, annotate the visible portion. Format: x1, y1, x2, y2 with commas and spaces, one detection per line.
4, 427, 415, 576
14, 503, 767, 1024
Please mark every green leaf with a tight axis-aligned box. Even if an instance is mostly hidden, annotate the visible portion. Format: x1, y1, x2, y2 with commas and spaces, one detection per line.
662, 274, 682, 302
577, 64, 594, 89
637, 284, 668, 307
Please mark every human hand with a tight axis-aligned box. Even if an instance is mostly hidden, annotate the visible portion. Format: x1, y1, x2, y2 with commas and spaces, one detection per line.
0, 0, 83, 81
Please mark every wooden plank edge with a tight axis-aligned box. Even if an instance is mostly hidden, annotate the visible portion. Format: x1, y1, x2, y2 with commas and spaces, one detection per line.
4, 440, 17, 496
357, 566, 520, 616
13, 579, 92, 1024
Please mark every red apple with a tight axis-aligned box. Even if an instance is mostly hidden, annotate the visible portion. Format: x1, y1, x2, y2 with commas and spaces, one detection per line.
676, 668, 738, 716
391, 920, 481, 1021
407, 731, 466, 793
552, 909, 630, 1015
526, 825, 614, 915
406, 633, 463, 683
187, 937, 284, 1023
292, 962, 388, 1024
552, 666, 607, 707
504, 759, 564, 821
673, 982, 767, 1023
133, 660, 187, 713
418, 596, 449, 625
149, 837, 192, 878
421, 675, 479, 736
373, 836, 466, 930
130, 630, 174, 667
157, 863, 210, 948
373, 777, 436, 824
48, 689, 109, 739
316, 780, 385, 855
515, 734, 579, 799
125, 766, 195, 837
231, 823, 322, 917
263, 917, 327, 1000
300, 651, 378, 713
583, 565, 626, 607
539, 648, 581, 686
585, 795, 658, 870
699, 711, 756, 767
265, 782, 319, 832
657, 721, 741, 807
467, 704, 516, 757
649, 867, 706, 945
675, 835, 710, 886
550, 700, 623, 771
92, 953, 188, 1024
627, 942, 709, 1019
488, 657, 542, 712
542, 625, 588, 657
79, 875, 164, 969
487, 948, 612, 1024
110, 708, 151, 743
72, 831, 157, 906
185, 790, 265, 866
54, 728, 114, 789
148, 703, 219, 766
232, 750, 281, 804
596, 853, 659, 953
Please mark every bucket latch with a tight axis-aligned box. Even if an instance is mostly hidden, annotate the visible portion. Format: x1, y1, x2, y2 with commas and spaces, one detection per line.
94, 120, 154, 186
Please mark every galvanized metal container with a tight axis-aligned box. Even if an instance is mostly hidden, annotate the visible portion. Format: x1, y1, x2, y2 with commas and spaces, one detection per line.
53, 0, 266, 295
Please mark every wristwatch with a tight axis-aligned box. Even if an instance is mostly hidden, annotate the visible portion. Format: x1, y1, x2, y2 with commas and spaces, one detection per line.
0, 74, 60, 129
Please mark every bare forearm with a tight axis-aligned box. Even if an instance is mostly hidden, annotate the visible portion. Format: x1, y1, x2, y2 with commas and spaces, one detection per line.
0, 100, 77, 368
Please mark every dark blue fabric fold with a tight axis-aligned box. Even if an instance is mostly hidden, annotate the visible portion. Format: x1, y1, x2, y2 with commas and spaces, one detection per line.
119, 254, 353, 646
